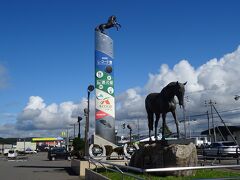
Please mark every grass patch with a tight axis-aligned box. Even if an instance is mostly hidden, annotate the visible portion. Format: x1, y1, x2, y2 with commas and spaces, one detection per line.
98, 169, 240, 180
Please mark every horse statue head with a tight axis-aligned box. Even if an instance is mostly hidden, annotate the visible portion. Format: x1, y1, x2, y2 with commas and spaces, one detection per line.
175, 81, 187, 108
95, 15, 121, 34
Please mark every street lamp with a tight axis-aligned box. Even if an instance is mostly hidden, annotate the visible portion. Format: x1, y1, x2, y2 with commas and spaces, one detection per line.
127, 124, 132, 144
115, 129, 118, 144
234, 95, 240, 101
85, 85, 95, 157
77, 116, 82, 138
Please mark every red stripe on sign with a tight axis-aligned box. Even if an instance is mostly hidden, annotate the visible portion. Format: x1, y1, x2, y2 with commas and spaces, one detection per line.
96, 110, 109, 120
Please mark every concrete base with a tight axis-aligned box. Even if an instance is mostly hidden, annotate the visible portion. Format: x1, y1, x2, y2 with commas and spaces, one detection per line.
85, 169, 110, 180
71, 158, 129, 179
165, 138, 195, 145
71, 159, 95, 179
91, 134, 117, 148
142, 138, 195, 146
130, 142, 198, 176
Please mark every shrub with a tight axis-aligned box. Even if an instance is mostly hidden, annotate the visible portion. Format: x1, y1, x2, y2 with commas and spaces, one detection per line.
72, 137, 85, 159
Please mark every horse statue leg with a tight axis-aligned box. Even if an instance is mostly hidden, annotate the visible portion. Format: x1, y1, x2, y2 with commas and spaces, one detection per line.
162, 113, 166, 140
171, 111, 180, 138
149, 129, 152, 142
147, 112, 154, 141
113, 23, 121, 31
155, 113, 160, 141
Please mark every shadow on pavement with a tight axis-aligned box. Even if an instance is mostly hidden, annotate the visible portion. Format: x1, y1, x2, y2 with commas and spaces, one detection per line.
15, 165, 77, 176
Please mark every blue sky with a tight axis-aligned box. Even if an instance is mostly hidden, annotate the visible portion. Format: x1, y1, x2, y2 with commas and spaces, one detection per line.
1, 0, 240, 137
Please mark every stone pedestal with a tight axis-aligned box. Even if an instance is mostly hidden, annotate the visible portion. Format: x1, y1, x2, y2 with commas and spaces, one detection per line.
129, 142, 198, 176
71, 159, 95, 179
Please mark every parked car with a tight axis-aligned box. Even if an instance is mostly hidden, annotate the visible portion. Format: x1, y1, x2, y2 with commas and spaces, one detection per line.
48, 147, 71, 161
203, 141, 240, 157
25, 148, 37, 154
8, 149, 18, 159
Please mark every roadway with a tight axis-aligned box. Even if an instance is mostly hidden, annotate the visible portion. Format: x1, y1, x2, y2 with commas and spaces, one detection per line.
0, 152, 79, 180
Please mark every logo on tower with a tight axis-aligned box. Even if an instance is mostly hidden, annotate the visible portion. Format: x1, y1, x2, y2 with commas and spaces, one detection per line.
107, 87, 114, 94
96, 71, 103, 78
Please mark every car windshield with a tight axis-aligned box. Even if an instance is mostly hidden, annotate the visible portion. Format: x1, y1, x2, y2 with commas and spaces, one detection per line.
222, 142, 236, 146
52, 148, 66, 152
9, 150, 14, 153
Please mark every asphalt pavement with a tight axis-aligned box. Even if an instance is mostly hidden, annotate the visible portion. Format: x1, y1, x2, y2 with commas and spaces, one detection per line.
0, 152, 79, 180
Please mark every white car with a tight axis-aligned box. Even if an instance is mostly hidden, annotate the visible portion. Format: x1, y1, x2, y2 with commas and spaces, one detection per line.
8, 149, 18, 159
203, 141, 239, 157
25, 148, 37, 154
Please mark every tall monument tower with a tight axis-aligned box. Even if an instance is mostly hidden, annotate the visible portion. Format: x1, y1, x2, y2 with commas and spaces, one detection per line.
95, 16, 121, 143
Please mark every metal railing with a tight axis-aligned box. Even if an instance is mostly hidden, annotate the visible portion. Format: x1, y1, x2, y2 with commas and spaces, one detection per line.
88, 157, 144, 180
86, 156, 240, 180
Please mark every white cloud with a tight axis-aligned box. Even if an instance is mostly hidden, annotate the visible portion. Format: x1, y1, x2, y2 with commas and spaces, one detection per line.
2, 46, 240, 138
16, 96, 87, 131
117, 46, 240, 135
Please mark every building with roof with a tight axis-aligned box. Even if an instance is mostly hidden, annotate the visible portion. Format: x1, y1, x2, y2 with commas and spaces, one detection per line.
201, 126, 240, 144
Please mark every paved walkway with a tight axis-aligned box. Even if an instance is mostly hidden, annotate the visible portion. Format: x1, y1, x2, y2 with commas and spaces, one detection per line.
0, 152, 79, 180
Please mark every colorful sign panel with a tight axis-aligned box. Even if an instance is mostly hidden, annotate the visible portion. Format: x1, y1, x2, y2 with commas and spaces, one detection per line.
95, 31, 115, 143
32, 137, 63, 142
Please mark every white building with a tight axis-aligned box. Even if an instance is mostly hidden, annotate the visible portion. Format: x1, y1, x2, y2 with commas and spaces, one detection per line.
16, 141, 36, 152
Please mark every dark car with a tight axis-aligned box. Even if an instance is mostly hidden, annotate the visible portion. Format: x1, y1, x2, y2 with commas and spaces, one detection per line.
48, 147, 71, 161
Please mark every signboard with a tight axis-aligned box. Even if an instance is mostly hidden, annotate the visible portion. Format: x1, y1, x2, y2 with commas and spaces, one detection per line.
95, 31, 115, 143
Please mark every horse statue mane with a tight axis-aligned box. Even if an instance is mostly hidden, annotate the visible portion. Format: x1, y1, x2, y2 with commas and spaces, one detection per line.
95, 15, 121, 34
145, 81, 187, 141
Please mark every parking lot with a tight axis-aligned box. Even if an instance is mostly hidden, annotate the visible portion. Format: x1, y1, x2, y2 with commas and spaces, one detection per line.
0, 152, 79, 180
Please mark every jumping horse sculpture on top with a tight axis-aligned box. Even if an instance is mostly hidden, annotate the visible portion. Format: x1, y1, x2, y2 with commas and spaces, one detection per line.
145, 81, 187, 141
95, 15, 121, 34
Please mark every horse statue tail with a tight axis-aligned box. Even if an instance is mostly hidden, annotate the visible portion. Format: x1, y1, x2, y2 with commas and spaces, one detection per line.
145, 94, 154, 131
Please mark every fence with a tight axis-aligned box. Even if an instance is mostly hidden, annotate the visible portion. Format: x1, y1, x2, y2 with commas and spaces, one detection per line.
86, 156, 240, 180
198, 146, 240, 165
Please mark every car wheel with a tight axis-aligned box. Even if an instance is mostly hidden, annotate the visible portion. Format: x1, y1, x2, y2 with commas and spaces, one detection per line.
51, 157, 55, 161
233, 154, 239, 158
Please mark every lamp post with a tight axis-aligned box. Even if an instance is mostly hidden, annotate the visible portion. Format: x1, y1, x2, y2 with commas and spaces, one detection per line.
77, 116, 82, 138
115, 129, 118, 144
85, 85, 95, 157
234, 95, 240, 101
127, 124, 132, 144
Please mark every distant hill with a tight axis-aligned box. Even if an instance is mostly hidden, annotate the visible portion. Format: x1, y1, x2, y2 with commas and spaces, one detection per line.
0, 137, 18, 144
0, 137, 33, 144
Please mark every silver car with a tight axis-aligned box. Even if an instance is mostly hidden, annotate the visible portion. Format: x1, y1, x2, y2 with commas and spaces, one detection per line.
203, 141, 240, 157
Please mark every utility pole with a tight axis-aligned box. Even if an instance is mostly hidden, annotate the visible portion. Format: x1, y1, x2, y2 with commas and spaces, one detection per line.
66, 128, 69, 151
210, 100, 217, 142
212, 104, 238, 145
183, 108, 187, 138
206, 110, 211, 141
73, 124, 76, 138
205, 100, 217, 142
24, 138, 25, 152
188, 116, 191, 138
137, 119, 140, 141
206, 111, 210, 136
78, 116, 82, 138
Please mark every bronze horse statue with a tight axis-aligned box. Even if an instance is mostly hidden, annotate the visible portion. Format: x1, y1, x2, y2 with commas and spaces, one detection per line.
145, 81, 187, 141
95, 15, 121, 34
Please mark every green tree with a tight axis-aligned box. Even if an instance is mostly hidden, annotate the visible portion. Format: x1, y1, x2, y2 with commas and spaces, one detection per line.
72, 138, 85, 159
159, 124, 172, 136
72, 137, 85, 151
